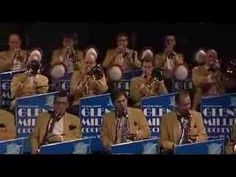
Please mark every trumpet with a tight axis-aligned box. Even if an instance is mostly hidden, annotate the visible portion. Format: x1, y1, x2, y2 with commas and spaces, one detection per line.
143, 68, 165, 95
65, 45, 79, 63
13, 49, 24, 62
77, 65, 104, 96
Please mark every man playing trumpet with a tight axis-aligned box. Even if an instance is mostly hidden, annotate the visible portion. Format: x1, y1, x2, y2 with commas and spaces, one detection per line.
130, 49, 168, 107
102, 33, 141, 74
0, 33, 27, 72
192, 49, 226, 110
50, 33, 83, 78
160, 90, 208, 154
70, 48, 108, 109
11, 49, 49, 109
154, 35, 186, 91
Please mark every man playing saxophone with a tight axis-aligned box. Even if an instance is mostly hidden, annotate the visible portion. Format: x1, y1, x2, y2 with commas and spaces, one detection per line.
101, 90, 150, 150
130, 49, 168, 107
160, 90, 208, 154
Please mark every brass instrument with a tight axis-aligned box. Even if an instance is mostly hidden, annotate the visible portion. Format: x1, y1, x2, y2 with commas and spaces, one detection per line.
143, 68, 165, 95
177, 112, 195, 145
13, 49, 24, 62
77, 64, 104, 96
51, 45, 80, 80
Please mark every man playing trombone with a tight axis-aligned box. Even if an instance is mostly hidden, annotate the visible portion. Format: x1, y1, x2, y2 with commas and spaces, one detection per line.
69, 47, 108, 114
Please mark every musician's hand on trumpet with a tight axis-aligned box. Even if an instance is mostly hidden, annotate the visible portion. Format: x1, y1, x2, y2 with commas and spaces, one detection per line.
113, 52, 124, 67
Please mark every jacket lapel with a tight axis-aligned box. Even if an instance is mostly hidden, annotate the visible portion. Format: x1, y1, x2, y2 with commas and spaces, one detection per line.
172, 111, 181, 144
63, 113, 69, 135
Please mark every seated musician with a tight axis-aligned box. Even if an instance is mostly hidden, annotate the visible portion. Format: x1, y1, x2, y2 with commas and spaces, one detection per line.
10, 49, 49, 109
0, 105, 16, 140
130, 49, 168, 107
101, 90, 150, 150
160, 90, 208, 154
30, 91, 82, 154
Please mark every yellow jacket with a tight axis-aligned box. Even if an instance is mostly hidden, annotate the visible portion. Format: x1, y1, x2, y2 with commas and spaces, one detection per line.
0, 109, 16, 140
101, 107, 151, 150
70, 67, 108, 105
0, 50, 27, 73
192, 65, 226, 110
225, 124, 236, 154
50, 48, 83, 70
160, 110, 208, 151
11, 72, 49, 99
130, 75, 168, 107
30, 112, 82, 154
154, 52, 184, 69
102, 48, 141, 71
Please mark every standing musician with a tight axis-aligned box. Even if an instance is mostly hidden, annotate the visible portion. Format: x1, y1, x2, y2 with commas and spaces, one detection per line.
154, 35, 186, 91
50, 33, 83, 79
101, 91, 150, 150
192, 49, 226, 110
160, 90, 207, 154
130, 49, 168, 107
102, 33, 141, 74
30, 91, 82, 154
0, 33, 27, 72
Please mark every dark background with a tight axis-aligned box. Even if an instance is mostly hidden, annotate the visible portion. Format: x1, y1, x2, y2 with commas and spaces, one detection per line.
0, 22, 235, 66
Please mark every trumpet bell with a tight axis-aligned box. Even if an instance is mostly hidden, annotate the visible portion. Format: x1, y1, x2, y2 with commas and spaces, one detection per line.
50, 64, 66, 80
174, 65, 188, 80
152, 68, 165, 81
88, 65, 104, 80
108, 66, 122, 81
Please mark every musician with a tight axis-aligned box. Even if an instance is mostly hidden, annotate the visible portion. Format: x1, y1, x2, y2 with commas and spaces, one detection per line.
0, 33, 27, 72
70, 48, 108, 108
11, 50, 49, 101
160, 90, 207, 154
102, 33, 141, 73
154, 35, 185, 91
130, 50, 168, 107
101, 90, 150, 150
192, 49, 226, 110
50, 33, 83, 75
31, 91, 82, 154
0, 108, 16, 140
226, 124, 236, 154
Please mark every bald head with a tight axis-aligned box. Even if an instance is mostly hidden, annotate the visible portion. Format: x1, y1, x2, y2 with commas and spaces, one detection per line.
8, 34, 22, 51
206, 49, 218, 66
